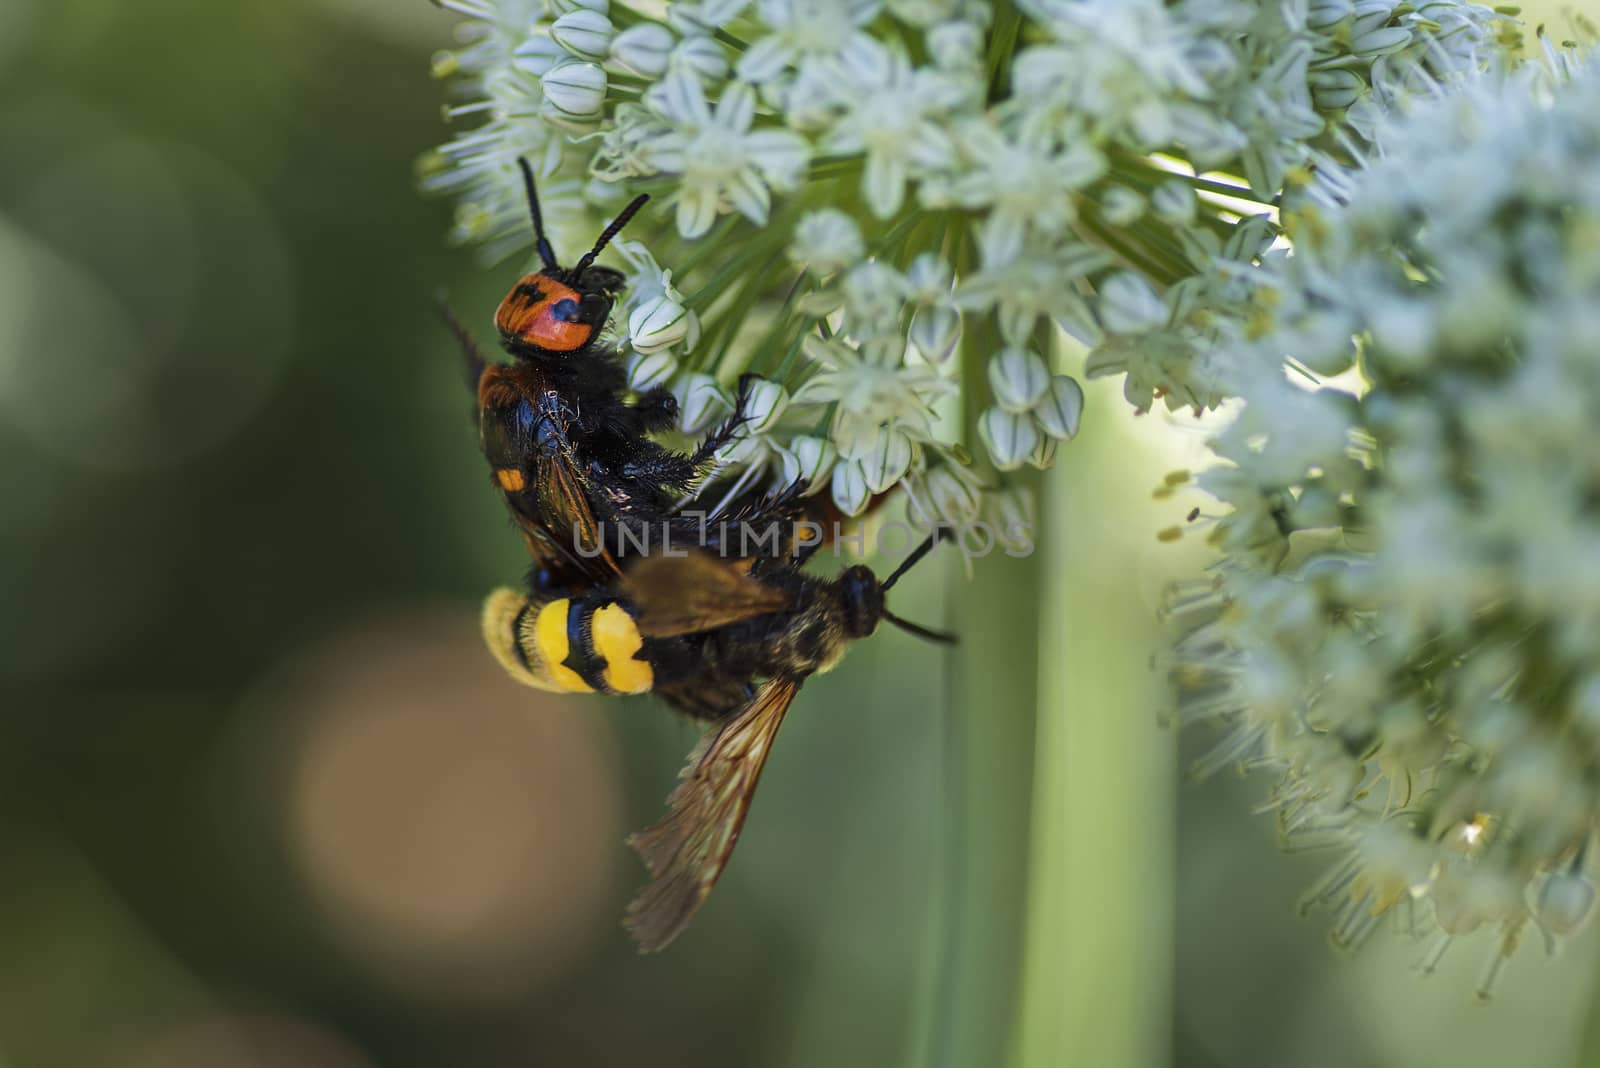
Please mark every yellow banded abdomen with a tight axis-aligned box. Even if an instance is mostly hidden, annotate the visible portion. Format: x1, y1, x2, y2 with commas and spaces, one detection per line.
482, 588, 655, 696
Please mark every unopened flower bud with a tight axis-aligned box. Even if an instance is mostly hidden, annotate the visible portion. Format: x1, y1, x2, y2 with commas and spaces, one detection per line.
671, 35, 729, 82
832, 458, 872, 517
861, 426, 914, 493
628, 293, 693, 355
673, 373, 730, 433
542, 62, 607, 122
1034, 375, 1084, 440
739, 378, 790, 434
909, 305, 961, 364
988, 347, 1050, 413
779, 435, 837, 494
552, 11, 614, 62
610, 23, 675, 78
627, 349, 678, 391
1098, 271, 1168, 334
979, 407, 1040, 471
1538, 872, 1597, 937
924, 464, 981, 526
513, 34, 565, 76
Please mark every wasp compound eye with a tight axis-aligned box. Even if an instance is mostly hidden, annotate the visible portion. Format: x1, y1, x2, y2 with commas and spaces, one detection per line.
550, 298, 581, 323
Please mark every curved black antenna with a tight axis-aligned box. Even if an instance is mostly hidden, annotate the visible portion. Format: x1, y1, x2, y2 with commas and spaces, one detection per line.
883, 609, 958, 646
880, 532, 945, 592
516, 157, 559, 271
573, 193, 651, 275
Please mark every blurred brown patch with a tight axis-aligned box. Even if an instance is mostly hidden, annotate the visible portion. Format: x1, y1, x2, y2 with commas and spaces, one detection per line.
109, 1009, 372, 1068
245, 604, 625, 1005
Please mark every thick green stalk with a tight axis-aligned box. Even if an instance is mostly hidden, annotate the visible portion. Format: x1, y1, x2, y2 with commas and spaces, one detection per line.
910, 302, 1038, 1068
911, 541, 1040, 1068
1010, 381, 1177, 1068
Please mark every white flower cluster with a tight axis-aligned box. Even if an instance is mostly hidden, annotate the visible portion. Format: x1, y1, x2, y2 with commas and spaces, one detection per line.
424, 0, 1511, 526
1166, 59, 1600, 996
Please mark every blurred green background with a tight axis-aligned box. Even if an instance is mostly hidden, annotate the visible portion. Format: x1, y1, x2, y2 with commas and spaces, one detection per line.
4, 2, 1600, 1066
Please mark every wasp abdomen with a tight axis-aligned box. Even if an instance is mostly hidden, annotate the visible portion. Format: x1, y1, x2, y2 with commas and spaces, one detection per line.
483, 588, 656, 696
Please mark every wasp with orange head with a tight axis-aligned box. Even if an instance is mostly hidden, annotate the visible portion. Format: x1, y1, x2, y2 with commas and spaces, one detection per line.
439, 160, 785, 591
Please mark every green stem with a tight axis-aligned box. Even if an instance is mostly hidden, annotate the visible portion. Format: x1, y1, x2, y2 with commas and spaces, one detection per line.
1009, 378, 1177, 1068
909, 291, 1037, 1068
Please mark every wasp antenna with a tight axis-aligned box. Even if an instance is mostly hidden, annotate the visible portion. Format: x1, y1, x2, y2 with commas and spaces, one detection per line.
882, 609, 958, 646
574, 193, 651, 275
517, 157, 560, 271
879, 532, 947, 592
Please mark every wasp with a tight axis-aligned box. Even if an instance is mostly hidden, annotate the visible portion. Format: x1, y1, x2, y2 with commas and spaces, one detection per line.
438, 160, 793, 592
483, 534, 953, 950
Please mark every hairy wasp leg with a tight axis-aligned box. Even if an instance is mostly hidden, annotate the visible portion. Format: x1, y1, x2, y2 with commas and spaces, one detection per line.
685, 374, 763, 470
435, 290, 488, 393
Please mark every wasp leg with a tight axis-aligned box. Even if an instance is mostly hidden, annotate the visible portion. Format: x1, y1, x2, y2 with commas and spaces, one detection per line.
436, 290, 489, 395
684, 377, 761, 470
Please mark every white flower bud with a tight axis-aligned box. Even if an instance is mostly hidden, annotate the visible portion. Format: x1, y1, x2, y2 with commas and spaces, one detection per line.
1098, 271, 1168, 334
1100, 185, 1144, 226
1028, 434, 1058, 470
779, 435, 837, 494
513, 34, 566, 76
610, 23, 675, 78
671, 35, 729, 83
628, 293, 693, 355
627, 349, 678, 391
542, 62, 607, 122
978, 407, 1039, 472
1350, 24, 1412, 58
550, 0, 608, 13
717, 431, 772, 468
1310, 67, 1363, 110
923, 465, 981, 526
740, 378, 790, 434
909, 305, 961, 364
1152, 180, 1196, 226
905, 253, 954, 303
832, 458, 872, 517
552, 11, 613, 62
989, 486, 1036, 554
987, 347, 1050, 413
673, 373, 731, 433
926, 20, 982, 70
1034, 375, 1084, 440
861, 426, 914, 493
666, 2, 712, 35
789, 209, 864, 276
1538, 873, 1596, 937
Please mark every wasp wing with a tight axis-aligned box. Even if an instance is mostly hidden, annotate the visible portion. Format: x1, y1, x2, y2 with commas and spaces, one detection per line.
519, 436, 622, 585
623, 553, 793, 637
479, 366, 622, 588
624, 676, 802, 951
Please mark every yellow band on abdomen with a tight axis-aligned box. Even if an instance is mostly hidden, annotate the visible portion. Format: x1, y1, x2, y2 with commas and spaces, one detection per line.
534, 599, 595, 693
591, 603, 654, 695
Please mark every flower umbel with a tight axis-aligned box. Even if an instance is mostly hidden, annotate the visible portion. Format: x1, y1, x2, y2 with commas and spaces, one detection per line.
425, 0, 1512, 520
1166, 58, 1600, 997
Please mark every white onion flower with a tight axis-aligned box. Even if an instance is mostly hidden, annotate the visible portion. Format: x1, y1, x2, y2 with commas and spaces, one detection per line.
426, 0, 1515, 535
1166, 59, 1600, 996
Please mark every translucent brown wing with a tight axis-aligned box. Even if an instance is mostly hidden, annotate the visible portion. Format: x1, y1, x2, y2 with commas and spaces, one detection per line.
624, 676, 803, 951
623, 553, 793, 637
522, 439, 621, 585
